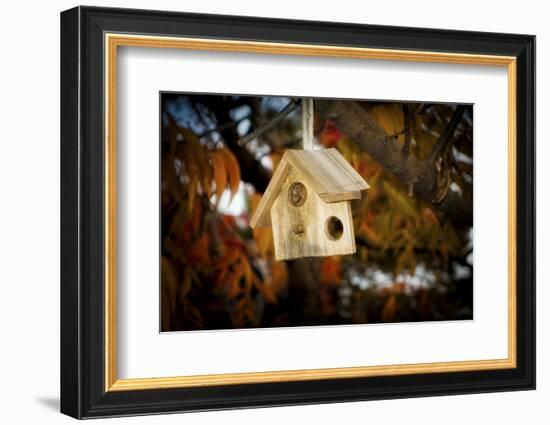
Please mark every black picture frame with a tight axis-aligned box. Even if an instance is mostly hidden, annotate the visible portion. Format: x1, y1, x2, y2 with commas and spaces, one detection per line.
61, 5, 535, 419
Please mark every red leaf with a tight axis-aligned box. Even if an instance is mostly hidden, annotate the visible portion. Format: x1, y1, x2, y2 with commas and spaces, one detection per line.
320, 120, 342, 147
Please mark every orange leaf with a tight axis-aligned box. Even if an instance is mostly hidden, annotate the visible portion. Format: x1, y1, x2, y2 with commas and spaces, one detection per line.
219, 148, 241, 198
382, 294, 397, 321
359, 222, 384, 247
253, 227, 273, 260
320, 256, 342, 286
176, 127, 212, 198
187, 234, 210, 267
187, 176, 197, 213
201, 171, 212, 198
215, 249, 241, 270
227, 263, 243, 299
271, 262, 288, 291
210, 151, 227, 200
216, 266, 229, 289
250, 193, 262, 215
369, 104, 404, 143
422, 207, 439, 227
253, 275, 277, 304
189, 202, 203, 233
180, 270, 192, 299
240, 254, 253, 291
261, 285, 277, 304
235, 296, 248, 312
244, 305, 259, 325
320, 120, 341, 147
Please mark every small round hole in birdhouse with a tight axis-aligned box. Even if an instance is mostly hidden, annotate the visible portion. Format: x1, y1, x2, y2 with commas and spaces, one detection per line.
288, 182, 307, 207
325, 216, 344, 240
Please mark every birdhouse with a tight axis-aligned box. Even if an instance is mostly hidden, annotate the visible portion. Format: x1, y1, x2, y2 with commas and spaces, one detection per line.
249, 148, 369, 261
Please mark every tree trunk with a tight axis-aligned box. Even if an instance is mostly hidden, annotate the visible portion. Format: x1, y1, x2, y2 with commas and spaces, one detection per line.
287, 258, 321, 325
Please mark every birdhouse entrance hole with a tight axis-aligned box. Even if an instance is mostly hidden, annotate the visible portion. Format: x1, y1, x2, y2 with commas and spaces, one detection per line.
325, 216, 344, 240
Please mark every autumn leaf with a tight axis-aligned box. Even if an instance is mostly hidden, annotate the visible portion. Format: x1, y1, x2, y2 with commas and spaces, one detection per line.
253, 227, 273, 260
370, 104, 404, 144
270, 262, 288, 292
216, 249, 241, 270
210, 150, 227, 201
249, 193, 273, 258
320, 256, 342, 286
253, 275, 277, 304
260, 285, 277, 304
382, 294, 397, 321
235, 296, 249, 313
240, 254, 253, 291
336, 136, 362, 170
186, 234, 210, 267
250, 193, 262, 215
176, 127, 200, 144
180, 270, 192, 299
359, 222, 384, 247
422, 207, 439, 227
219, 148, 241, 198
187, 176, 198, 213
320, 120, 341, 147
200, 166, 213, 198
395, 244, 416, 275
189, 202, 203, 235
227, 263, 244, 299
244, 306, 259, 325
174, 127, 212, 198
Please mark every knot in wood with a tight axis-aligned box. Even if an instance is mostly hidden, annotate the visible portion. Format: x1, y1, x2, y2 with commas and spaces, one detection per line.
288, 182, 307, 206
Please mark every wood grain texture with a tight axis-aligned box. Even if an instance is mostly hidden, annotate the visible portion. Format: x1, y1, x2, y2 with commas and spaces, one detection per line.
271, 168, 355, 260
284, 149, 369, 202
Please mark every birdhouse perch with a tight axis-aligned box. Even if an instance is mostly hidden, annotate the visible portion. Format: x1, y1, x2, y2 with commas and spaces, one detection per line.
249, 148, 369, 261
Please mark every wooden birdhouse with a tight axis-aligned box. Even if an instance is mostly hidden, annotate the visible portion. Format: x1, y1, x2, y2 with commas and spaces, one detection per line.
249, 148, 369, 261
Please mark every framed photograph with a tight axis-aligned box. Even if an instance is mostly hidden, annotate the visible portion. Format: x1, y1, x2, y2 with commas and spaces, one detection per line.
60, 6, 535, 419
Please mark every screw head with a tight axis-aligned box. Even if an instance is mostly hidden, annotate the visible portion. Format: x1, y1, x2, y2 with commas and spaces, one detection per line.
292, 224, 305, 234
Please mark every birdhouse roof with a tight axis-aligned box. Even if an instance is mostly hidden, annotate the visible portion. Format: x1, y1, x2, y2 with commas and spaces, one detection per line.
250, 148, 369, 228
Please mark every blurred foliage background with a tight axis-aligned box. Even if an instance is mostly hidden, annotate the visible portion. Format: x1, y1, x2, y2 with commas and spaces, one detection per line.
160, 93, 473, 331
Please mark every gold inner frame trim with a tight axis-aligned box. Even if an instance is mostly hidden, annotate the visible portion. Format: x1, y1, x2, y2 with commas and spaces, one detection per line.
104, 33, 517, 392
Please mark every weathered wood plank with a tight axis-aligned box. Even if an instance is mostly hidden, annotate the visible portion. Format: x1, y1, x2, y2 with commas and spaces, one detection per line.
284, 148, 369, 202
249, 158, 290, 228
271, 168, 355, 261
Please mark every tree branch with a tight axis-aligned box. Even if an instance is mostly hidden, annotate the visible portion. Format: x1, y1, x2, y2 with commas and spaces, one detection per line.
428, 105, 466, 163
237, 99, 299, 146
315, 100, 472, 226
198, 116, 250, 138
200, 97, 272, 192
